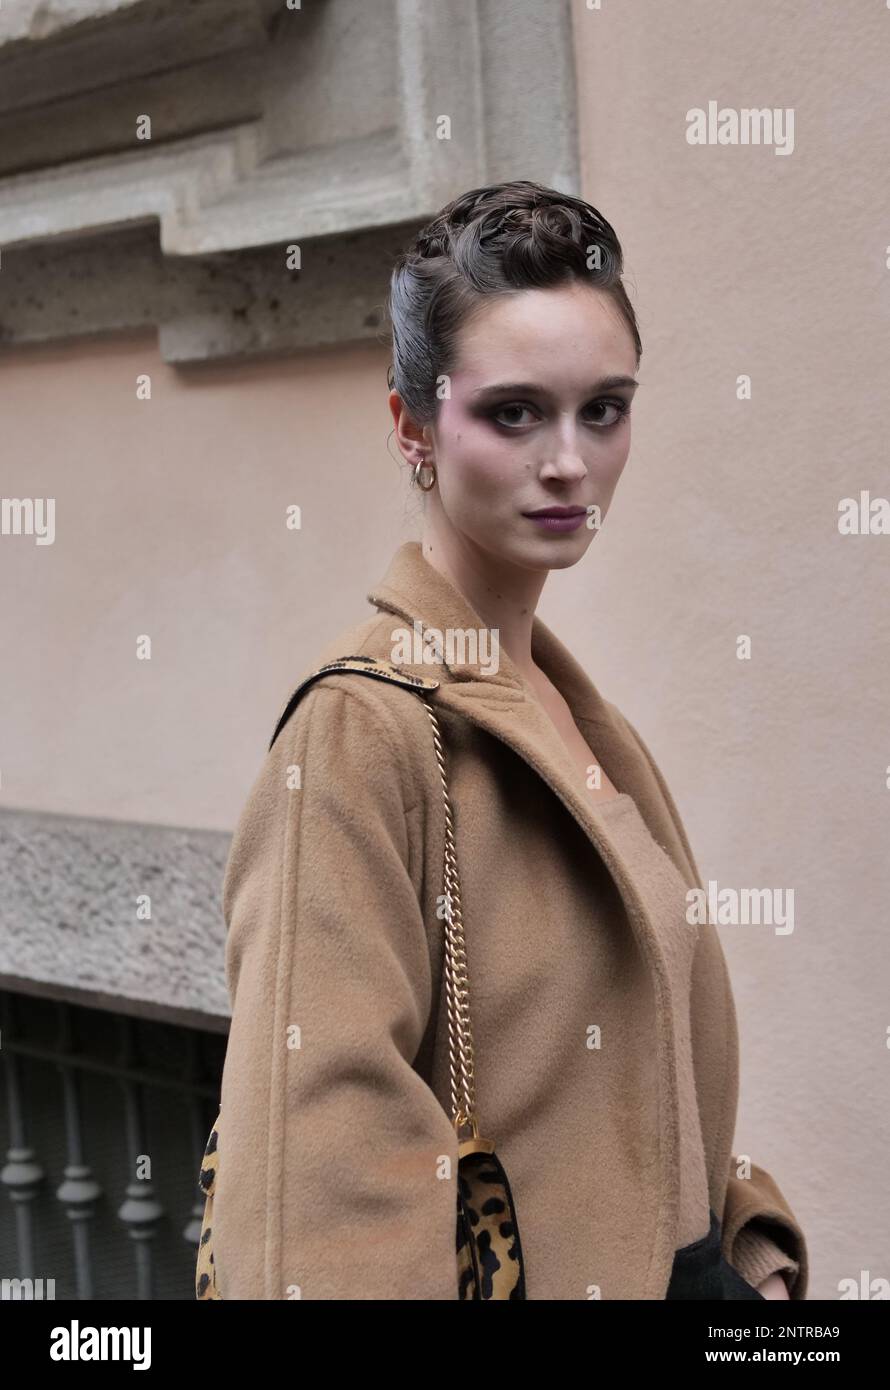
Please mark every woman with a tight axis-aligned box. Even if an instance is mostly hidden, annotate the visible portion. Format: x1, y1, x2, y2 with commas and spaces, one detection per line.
201, 180, 808, 1300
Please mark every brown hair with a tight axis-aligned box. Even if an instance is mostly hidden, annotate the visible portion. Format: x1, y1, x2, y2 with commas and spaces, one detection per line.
386, 179, 641, 428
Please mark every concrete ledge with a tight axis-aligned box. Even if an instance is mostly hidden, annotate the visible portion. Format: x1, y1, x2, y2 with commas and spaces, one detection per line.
0, 807, 232, 1028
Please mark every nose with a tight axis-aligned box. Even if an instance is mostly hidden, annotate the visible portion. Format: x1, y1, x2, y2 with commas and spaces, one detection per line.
538, 449, 588, 484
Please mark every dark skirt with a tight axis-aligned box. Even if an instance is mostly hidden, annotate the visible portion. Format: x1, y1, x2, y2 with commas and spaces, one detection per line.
666, 1208, 766, 1300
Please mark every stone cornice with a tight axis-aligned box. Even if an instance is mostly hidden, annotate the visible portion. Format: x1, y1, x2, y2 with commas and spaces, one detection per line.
0, 0, 580, 364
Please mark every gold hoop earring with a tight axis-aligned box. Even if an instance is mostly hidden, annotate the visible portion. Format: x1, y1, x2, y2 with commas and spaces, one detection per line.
413, 457, 437, 491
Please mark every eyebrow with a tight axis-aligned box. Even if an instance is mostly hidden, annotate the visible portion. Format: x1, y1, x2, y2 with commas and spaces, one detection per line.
470, 376, 640, 398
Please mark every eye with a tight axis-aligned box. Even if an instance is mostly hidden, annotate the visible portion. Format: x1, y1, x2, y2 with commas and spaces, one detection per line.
585, 398, 631, 428
492, 403, 539, 428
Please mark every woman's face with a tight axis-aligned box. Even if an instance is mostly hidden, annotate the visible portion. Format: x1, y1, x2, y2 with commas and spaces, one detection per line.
419, 281, 639, 573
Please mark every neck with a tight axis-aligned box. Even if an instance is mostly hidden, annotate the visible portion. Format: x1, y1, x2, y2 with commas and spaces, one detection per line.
420, 525, 548, 684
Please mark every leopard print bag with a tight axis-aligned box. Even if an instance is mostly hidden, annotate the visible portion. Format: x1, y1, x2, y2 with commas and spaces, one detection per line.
195, 656, 526, 1300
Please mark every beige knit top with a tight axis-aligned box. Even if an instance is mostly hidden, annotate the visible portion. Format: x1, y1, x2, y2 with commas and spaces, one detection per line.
595, 792, 800, 1291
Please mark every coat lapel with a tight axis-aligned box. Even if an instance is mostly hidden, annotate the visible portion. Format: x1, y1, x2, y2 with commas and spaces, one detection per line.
367, 542, 696, 891
367, 541, 692, 1293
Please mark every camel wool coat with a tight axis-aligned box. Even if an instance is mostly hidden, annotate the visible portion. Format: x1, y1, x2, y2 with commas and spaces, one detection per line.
211, 540, 809, 1300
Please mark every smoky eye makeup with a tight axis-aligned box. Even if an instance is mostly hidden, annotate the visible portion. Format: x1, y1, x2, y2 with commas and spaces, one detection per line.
484, 396, 633, 429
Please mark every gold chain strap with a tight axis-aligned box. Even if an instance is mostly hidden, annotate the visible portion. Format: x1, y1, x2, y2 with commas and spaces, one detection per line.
269, 657, 485, 1147
420, 698, 480, 1143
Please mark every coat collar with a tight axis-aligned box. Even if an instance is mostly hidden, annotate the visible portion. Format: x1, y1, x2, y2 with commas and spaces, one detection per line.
367, 541, 698, 890
368, 538, 605, 715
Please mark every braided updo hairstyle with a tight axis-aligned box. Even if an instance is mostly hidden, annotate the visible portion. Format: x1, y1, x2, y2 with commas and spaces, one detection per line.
386, 179, 641, 429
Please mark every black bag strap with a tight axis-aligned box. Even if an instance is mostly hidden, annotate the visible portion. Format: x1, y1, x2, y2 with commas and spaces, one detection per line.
268, 654, 440, 750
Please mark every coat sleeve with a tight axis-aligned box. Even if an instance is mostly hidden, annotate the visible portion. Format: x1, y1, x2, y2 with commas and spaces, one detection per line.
212, 678, 460, 1299
614, 707, 810, 1300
